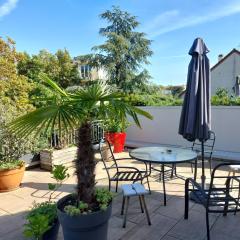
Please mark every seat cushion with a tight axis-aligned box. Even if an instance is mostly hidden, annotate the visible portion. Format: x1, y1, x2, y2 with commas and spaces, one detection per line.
230, 165, 240, 171
121, 183, 148, 196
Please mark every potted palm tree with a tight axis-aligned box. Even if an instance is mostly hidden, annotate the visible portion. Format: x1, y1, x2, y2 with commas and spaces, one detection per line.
10, 74, 153, 240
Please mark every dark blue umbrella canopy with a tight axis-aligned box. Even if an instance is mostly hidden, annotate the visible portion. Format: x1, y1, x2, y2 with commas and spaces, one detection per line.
179, 38, 211, 142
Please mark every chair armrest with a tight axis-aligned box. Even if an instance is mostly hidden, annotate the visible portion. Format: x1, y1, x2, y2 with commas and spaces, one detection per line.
117, 166, 143, 172
185, 178, 208, 198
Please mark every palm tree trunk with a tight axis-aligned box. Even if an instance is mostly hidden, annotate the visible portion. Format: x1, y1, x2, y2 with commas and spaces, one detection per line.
76, 121, 96, 204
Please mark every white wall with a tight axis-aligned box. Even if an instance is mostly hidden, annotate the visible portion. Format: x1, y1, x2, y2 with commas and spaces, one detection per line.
127, 106, 240, 152
211, 52, 240, 95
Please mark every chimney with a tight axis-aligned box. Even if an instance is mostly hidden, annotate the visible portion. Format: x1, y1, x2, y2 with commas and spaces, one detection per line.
218, 54, 224, 62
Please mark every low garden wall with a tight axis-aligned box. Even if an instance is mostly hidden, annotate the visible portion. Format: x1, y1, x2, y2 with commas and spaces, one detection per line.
126, 106, 240, 153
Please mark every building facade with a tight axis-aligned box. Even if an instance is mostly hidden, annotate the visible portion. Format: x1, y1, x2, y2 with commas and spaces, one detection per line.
73, 58, 108, 82
211, 49, 240, 96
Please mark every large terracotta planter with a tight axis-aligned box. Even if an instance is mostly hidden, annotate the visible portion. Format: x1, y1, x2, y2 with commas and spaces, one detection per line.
0, 164, 25, 192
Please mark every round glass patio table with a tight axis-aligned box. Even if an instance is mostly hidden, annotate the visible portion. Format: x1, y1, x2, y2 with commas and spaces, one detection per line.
129, 146, 197, 206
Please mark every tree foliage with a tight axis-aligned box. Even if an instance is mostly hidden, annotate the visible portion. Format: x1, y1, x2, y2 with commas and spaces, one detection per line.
92, 6, 153, 92
0, 37, 33, 112
18, 49, 80, 89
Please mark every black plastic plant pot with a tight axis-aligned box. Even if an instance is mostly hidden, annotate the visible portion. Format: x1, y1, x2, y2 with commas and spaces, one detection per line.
57, 194, 112, 240
42, 219, 60, 240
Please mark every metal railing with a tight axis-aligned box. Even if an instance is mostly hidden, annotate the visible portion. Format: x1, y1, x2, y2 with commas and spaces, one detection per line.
48, 121, 104, 149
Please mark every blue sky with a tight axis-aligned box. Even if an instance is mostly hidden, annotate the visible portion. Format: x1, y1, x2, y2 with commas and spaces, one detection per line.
1, 0, 240, 85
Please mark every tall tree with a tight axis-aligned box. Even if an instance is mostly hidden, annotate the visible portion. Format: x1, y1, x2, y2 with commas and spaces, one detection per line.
92, 6, 153, 92
0, 37, 33, 112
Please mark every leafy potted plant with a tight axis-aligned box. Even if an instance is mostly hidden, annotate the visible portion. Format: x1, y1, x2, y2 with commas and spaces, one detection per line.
0, 101, 48, 192
0, 159, 25, 192
10, 74, 153, 240
104, 118, 130, 153
0, 106, 26, 192
24, 165, 69, 240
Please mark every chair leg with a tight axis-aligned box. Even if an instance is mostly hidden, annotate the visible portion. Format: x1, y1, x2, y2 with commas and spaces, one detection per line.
139, 196, 144, 213
184, 180, 189, 219
121, 196, 126, 215
115, 180, 119, 193
191, 163, 194, 173
234, 181, 240, 215
146, 176, 151, 194
123, 197, 130, 228
141, 195, 151, 225
161, 164, 167, 206
206, 210, 210, 240
171, 164, 175, 178
108, 180, 111, 191
194, 159, 198, 181
209, 159, 212, 174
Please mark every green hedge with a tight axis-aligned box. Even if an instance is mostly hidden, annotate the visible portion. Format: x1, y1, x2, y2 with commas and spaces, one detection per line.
126, 94, 240, 106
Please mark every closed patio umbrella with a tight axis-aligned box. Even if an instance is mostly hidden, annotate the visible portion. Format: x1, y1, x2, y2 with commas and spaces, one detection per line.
179, 37, 211, 189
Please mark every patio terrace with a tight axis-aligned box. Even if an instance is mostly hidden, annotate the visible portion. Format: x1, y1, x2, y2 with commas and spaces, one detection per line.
0, 151, 240, 240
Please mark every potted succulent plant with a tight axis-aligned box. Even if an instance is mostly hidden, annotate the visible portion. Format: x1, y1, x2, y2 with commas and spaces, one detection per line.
104, 118, 130, 153
24, 165, 69, 240
10, 74, 153, 240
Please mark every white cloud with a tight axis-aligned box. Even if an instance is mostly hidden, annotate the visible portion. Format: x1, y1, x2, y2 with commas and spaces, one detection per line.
0, 0, 19, 18
144, 1, 240, 38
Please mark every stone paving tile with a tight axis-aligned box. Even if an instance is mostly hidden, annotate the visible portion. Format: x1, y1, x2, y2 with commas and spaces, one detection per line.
206, 213, 240, 240
0, 229, 26, 240
0, 153, 239, 240
0, 211, 26, 236
120, 213, 178, 240
0, 209, 8, 216
0, 194, 34, 214
108, 216, 136, 240
156, 196, 194, 221
167, 209, 218, 240
161, 235, 181, 240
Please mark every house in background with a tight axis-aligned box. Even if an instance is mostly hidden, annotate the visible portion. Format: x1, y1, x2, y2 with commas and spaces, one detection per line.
73, 57, 108, 83
211, 49, 240, 96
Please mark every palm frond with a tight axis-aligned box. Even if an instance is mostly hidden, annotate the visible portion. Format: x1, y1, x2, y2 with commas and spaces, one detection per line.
39, 73, 68, 97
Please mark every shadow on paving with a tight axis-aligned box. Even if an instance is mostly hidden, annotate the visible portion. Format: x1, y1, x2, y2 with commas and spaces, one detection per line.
1, 163, 240, 240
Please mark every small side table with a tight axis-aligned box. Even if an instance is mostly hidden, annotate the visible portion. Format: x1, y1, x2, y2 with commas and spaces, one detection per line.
121, 183, 151, 228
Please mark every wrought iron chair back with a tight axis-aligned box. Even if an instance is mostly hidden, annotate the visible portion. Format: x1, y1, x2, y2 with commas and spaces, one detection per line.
207, 162, 240, 214
99, 140, 151, 192
185, 162, 240, 240
99, 140, 119, 179
191, 130, 215, 160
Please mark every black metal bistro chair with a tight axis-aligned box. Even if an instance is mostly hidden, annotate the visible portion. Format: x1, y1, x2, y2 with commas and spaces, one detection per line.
185, 162, 240, 240
171, 131, 216, 179
99, 140, 151, 193
191, 130, 216, 175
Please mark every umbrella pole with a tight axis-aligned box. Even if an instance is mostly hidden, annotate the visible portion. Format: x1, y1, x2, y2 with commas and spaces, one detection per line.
201, 140, 205, 189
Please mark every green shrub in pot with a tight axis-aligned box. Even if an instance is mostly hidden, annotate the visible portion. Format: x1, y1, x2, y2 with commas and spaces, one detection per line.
24, 165, 69, 240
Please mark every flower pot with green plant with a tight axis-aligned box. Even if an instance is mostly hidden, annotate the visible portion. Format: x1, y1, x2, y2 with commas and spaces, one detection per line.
104, 118, 130, 153
10, 73, 153, 240
0, 101, 48, 192
24, 165, 69, 240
